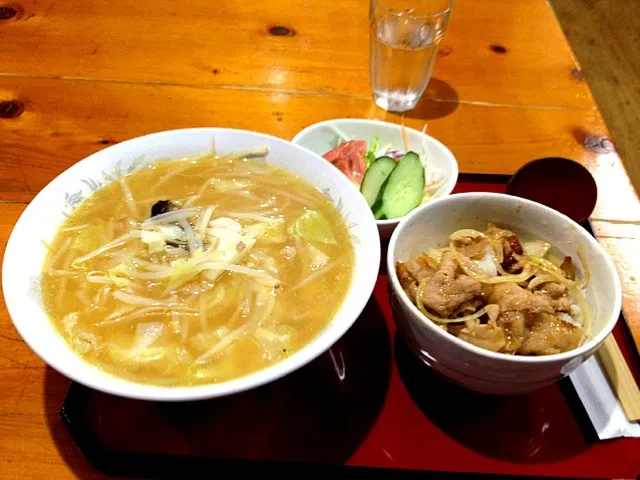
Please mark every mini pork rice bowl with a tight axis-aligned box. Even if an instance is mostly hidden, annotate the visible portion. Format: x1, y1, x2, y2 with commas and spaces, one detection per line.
396, 223, 590, 355
41, 147, 355, 386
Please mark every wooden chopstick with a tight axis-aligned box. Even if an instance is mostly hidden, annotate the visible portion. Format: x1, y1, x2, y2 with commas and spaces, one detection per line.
596, 334, 640, 422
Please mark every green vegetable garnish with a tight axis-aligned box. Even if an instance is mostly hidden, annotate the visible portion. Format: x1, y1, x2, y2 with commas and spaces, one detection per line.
365, 136, 381, 166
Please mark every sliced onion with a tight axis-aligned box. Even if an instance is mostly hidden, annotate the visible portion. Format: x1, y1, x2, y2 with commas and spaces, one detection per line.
474, 248, 498, 277
449, 229, 487, 242
489, 236, 504, 264
577, 247, 591, 288
557, 312, 581, 328
484, 226, 515, 263
426, 247, 443, 265
527, 274, 558, 290
525, 256, 577, 286
527, 256, 565, 276
450, 243, 534, 284
522, 240, 551, 258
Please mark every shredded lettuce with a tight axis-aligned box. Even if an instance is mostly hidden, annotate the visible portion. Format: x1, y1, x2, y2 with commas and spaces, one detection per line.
365, 136, 380, 166
365, 136, 395, 166
374, 144, 393, 158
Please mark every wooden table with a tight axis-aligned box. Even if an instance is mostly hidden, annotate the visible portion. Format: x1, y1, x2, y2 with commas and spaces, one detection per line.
0, 1, 638, 478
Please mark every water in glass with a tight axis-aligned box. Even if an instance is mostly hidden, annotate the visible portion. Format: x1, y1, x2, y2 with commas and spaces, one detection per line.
370, 3, 451, 112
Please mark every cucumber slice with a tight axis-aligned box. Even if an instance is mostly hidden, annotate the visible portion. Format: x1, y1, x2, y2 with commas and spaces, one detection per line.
360, 156, 397, 207
380, 151, 425, 219
373, 205, 386, 220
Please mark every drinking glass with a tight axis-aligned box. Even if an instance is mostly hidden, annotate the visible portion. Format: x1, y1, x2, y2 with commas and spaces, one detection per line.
370, 0, 454, 112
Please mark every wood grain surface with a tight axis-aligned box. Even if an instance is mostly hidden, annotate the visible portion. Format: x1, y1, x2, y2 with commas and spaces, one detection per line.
0, 0, 639, 478
0, 0, 594, 107
0, 77, 608, 203
551, 0, 640, 193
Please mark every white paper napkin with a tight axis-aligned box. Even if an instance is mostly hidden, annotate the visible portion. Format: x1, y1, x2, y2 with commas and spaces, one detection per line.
570, 355, 640, 439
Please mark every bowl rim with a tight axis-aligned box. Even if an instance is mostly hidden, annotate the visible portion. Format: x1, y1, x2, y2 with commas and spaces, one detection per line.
2, 127, 381, 401
387, 191, 622, 364
291, 118, 459, 226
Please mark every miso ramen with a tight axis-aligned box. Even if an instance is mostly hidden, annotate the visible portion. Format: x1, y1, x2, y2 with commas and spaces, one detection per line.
42, 147, 355, 386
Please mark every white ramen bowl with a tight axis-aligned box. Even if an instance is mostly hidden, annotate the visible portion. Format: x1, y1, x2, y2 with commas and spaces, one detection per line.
292, 119, 458, 240
3, 128, 380, 401
388, 192, 621, 395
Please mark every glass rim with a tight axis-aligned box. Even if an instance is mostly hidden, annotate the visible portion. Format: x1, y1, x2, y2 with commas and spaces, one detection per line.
371, 0, 455, 18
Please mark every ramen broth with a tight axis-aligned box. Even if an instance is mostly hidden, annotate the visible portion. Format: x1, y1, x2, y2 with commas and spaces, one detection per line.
41, 151, 355, 386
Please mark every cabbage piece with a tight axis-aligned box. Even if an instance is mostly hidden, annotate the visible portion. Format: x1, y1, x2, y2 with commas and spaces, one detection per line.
210, 179, 251, 193
169, 249, 206, 283
288, 210, 336, 245
64, 315, 100, 355
162, 217, 270, 287
62, 312, 80, 336
109, 263, 135, 287
280, 245, 296, 260
252, 325, 296, 360
202, 218, 258, 283
209, 217, 243, 233
245, 220, 286, 244
187, 356, 236, 382
190, 332, 219, 356
175, 345, 194, 366
72, 331, 100, 354
248, 251, 279, 276
132, 322, 165, 350
141, 230, 166, 254
72, 224, 107, 254
306, 244, 330, 271
107, 346, 170, 371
